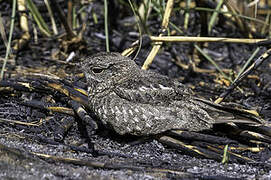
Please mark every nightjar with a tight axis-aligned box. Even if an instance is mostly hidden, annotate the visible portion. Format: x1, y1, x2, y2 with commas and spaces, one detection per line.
81, 52, 264, 136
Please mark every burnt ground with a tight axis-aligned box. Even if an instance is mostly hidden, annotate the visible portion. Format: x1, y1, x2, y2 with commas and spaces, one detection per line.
1, 1, 271, 179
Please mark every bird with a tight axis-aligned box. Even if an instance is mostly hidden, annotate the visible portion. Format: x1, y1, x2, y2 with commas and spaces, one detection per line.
80, 52, 264, 136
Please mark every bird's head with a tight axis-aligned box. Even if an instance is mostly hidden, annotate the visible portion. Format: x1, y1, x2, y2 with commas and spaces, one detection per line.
80, 52, 139, 93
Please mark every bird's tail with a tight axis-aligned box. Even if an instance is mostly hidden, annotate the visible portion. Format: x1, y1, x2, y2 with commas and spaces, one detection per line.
193, 98, 265, 125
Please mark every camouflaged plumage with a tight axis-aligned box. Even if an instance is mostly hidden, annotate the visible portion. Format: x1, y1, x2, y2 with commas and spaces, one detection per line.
81, 52, 263, 136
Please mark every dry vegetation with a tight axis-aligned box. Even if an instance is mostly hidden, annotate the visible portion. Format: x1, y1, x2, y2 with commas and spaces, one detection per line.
0, 0, 271, 179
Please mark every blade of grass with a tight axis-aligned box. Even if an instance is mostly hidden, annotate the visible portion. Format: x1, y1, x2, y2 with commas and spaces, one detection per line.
72, 5, 77, 29
184, 0, 191, 30
0, 0, 16, 80
26, 0, 51, 37
234, 47, 260, 82
138, 0, 151, 33
222, 144, 229, 164
169, 22, 183, 34
196, 7, 267, 25
44, 0, 58, 35
127, 0, 142, 60
261, 11, 270, 35
208, 0, 224, 34
151, 0, 165, 19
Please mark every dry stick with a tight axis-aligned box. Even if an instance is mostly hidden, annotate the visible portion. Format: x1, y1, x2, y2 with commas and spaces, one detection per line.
184, 0, 191, 30
148, 35, 270, 105
0, 117, 41, 126
67, 0, 73, 30
124, 33, 266, 57
0, 142, 224, 178
33, 152, 194, 177
104, 0, 109, 52
141, 0, 174, 70
158, 136, 223, 161
48, 0, 75, 39
215, 48, 271, 104
14, 0, 30, 50
149, 36, 267, 43
121, 39, 140, 57
124, 36, 267, 57
1, 141, 192, 176
0, 13, 8, 48
224, 0, 247, 35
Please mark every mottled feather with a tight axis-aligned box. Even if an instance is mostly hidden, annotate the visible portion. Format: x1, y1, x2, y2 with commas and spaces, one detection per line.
81, 52, 264, 136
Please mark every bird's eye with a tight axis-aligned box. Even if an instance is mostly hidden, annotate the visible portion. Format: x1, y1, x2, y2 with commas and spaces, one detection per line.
92, 68, 104, 74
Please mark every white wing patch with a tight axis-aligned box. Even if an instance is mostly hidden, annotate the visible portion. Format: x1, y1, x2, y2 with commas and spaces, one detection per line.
150, 84, 158, 90
159, 84, 173, 90
139, 86, 149, 91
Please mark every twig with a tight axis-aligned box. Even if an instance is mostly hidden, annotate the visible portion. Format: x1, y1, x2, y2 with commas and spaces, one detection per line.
141, 0, 174, 70
149, 36, 267, 44
104, 0, 109, 52
48, 0, 75, 39
215, 48, 271, 104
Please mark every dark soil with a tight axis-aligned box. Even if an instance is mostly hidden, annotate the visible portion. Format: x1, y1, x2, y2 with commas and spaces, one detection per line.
0, 1, 271, 179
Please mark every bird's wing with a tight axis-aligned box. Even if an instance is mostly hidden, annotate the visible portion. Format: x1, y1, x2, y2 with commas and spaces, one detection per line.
103, 94, 265, 136
114, 71, 191, 104
101, 92, 214, 136
113, 71, 265, 127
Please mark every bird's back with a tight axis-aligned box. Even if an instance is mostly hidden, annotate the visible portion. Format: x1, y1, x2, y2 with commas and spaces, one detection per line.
83, 52, 265, 136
